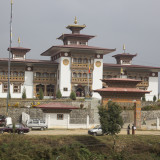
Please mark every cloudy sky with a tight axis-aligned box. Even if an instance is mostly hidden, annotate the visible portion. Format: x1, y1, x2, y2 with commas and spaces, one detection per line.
0, 0, 160, 67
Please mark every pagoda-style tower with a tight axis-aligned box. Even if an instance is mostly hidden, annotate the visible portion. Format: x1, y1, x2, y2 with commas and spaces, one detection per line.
41, 18, 116, 98
95, 78, 150, 128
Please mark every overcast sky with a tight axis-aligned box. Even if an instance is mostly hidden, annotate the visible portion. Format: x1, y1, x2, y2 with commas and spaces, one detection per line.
0, 0, 160, 67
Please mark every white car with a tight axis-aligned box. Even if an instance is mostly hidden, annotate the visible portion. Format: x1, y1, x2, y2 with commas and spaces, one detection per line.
88, 125, 103, 136
26, 119, 48, 130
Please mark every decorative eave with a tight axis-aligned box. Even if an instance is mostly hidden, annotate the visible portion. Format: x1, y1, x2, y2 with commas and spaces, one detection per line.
36, 102, 79, 109
0, 58, 58, 65
57, 34, 95, 40
41, 45, 116, 56
112, 53, 137, 58
103, 63, 160, 71
66, 24, 86, 30
101, 78, 142, 83
94, 87, 151, 94
8, 47, 31, 53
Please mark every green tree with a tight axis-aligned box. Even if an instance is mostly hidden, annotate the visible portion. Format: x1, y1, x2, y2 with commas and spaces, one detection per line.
39, 88, 44, 100
56, 89, 62, 99
70, 91, 76, 100
98, 101, 124, 150
22, 88, 27, 99
153, 95, 157, 102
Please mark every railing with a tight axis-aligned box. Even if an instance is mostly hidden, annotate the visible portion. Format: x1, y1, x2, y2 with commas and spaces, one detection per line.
33, 77, 56, 83
137, 81, 149, 87
0, 76, 24, 82
71, 63, 94, 69
72, 78, 92, 84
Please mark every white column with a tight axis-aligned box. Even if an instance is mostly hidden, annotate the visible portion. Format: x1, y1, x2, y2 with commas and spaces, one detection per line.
67, 114, 70, 129
92, 59, 103, 99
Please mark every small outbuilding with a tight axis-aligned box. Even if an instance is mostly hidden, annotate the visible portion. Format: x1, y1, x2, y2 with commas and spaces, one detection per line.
36, 102, 79, 128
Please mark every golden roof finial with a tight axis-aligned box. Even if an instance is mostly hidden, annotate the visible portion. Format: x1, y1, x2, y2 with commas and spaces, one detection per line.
74, 16, 78, 24
123, 44, 126, 53
18, 37, 20, 47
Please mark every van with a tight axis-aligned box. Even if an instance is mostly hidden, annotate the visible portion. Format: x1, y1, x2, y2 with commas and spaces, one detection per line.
26, 119, 48, 130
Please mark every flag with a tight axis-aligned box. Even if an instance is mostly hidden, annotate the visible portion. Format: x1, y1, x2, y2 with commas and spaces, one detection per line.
121, 68, 123, 74
88, 64, 90, 73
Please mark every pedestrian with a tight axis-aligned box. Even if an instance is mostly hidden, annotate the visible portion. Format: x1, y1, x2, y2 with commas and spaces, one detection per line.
127, 124, 130, 135
132, 124, 136, 135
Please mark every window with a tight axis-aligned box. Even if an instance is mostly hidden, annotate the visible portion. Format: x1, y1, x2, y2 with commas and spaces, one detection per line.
57, 114, 63, 120
13, 84, 21, 93
63, 88, 68, 91
3, 83, 8, 93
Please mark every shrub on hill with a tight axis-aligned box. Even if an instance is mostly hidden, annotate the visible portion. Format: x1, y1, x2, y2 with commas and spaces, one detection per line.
56, 89, 62, 99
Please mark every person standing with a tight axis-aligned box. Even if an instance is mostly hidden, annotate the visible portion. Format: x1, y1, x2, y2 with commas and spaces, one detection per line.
127, 124, 130, 135
132, 124, 136, 135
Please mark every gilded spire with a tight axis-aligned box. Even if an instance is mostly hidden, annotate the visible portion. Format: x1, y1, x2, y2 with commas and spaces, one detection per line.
123, 44, 126, 53
18, 37, 20, 47
74, 16, 78, 24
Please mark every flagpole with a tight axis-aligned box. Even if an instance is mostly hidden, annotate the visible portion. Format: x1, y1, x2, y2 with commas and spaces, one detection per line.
87, 61, 90, 97
7, 0, 13, 115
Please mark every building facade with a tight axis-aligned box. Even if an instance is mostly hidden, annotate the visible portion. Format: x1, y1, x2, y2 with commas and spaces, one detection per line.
0, 19, 159, 100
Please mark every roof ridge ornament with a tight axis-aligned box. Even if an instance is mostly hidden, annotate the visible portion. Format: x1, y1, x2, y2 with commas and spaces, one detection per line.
18, 37, 20, 47
74, 16, 78, 24
123, 44, 126, 53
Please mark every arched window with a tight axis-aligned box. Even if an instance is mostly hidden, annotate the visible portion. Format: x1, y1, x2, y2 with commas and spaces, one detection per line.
73, 73, 77, 78
19, 72, 24, 76
42, 72, 49, 78
78, 58, 82, 63
83, 58, 88, 63
36, 72, 41, 78
83, 73, 87, 78
50, 73, 55, 78
78, 73, 81, 78
144, 77, 148, 81
13, 71, 18, 77
73, 58, 77, 63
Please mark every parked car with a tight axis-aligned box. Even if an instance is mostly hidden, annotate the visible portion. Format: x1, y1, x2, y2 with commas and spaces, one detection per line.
88, 125, 103, 136
0, 124, 30, 134
26, 119, 48, 130
0, 115, 6, 126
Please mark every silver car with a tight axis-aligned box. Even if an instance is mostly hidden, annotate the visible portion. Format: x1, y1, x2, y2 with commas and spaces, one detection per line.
88, 125, 103, 136
26, 119, 48, 130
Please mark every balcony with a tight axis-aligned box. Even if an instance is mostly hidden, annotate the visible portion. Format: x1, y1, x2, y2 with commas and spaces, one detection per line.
0, 76, 24, 82
137, 81, 149, 87
71, 63, 94, 69
72, 78, 92, 84
33, 77, 56, 84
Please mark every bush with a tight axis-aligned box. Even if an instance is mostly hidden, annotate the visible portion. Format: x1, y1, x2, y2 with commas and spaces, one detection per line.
39, 88, 44, 100
153, 95, 157, 102
70, 91, 76, 100
22, 88, 27, 99
56, 89, 62, 99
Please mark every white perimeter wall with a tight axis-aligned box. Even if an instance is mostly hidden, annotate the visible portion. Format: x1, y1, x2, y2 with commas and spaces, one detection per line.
23, 71, 34, 98
146, 77, 159, 101
92, 59, 103, 99
56, 57, 71, 97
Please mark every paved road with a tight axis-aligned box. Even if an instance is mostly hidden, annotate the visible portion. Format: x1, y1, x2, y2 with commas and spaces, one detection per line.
27, 129, 160, 136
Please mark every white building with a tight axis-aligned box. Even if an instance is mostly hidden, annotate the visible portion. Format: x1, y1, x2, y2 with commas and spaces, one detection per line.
0, 18, 159, 101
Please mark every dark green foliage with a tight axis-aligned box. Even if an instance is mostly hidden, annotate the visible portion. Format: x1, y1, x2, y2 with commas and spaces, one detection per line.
153, 95, 157, 102
56, 89, 62, 99
142, 95, 146, 102
70, 91, 76, 100
0, 135, 160, 159
98, 101, 124, 135
39, 88, 44, 100
22, 88, 27, 99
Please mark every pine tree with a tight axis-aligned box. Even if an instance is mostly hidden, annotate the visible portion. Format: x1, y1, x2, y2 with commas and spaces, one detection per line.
56, 89, 62, 99
22, 88, 27, 99
39, 88, 44, 100
70, 91, 76, 100
142, 95, 146, 102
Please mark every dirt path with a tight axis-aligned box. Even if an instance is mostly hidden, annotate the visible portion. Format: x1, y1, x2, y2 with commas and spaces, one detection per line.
27, 129, 160, 136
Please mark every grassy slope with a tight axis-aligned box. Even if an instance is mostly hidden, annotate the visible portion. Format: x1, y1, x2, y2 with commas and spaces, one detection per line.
0, 135, 160, 160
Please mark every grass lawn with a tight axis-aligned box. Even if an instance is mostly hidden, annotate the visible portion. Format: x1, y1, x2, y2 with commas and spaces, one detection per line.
0, 134, 160, 160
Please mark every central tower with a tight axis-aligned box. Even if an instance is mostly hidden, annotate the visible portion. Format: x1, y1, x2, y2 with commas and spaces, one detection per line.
41, 18, 116, 98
